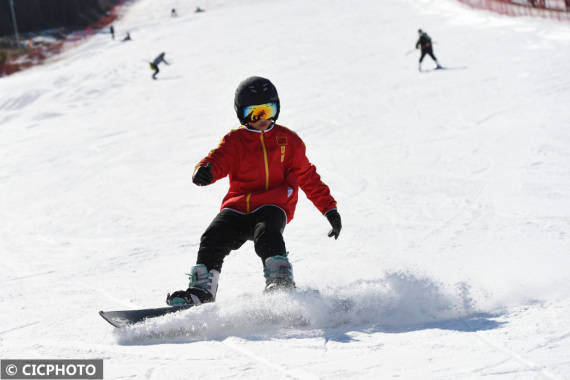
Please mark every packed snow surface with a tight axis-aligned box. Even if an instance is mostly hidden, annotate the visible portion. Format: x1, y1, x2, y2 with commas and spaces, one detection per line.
1, 0, 569, 378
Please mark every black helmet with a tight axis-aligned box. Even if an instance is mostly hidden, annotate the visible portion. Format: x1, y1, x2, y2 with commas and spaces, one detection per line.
234, 76, 280, 124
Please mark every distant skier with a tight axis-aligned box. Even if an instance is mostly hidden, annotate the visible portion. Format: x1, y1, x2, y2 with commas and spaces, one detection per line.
122, 32, 131, 42
150, 52, 169, 80
109, 25, 115, 40
166, 76, 342, 306
195, 6, 205, 13
171, 8, 178, 17
416, 29, 441, 72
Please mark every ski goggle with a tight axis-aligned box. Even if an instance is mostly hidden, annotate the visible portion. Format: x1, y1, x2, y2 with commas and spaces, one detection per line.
243, 102, 278, 122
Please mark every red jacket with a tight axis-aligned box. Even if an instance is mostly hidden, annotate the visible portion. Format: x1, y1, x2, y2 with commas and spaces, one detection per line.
196, 123, 337, 223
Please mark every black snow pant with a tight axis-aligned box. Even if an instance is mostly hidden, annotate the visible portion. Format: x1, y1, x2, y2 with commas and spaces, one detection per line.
196, 206, 287, 273
419, 48, 438, 63
151, 63, 159, 79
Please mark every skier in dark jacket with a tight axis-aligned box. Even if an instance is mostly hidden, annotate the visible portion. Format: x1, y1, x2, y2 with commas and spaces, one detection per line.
150, 52, 169, 80
416, 29, 441, 72
166, 76, 342, 306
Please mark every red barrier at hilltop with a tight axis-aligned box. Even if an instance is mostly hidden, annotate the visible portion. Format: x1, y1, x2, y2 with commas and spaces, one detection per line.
1, 0, 126, 77
457, 0, 570, 21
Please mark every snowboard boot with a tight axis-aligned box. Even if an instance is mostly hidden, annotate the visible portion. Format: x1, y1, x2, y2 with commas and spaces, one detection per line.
166, 264, 220, 306
263, 255, 295, 293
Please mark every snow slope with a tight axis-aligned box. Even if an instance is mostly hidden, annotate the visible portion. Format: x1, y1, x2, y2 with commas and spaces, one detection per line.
1, 0, 570, 378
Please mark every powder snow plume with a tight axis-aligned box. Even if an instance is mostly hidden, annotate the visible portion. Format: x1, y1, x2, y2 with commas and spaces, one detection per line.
115, 272, 485, 344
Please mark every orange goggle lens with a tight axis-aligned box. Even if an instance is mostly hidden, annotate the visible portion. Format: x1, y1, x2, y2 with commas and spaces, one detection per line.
243, 102, 277, 122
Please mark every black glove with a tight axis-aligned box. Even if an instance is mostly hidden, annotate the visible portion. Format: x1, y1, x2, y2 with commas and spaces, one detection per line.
192, 163, 213, 186
325, 209, 342, 240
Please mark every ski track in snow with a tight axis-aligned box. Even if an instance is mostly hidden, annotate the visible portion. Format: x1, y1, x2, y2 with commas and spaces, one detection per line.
463, 317, 563, 380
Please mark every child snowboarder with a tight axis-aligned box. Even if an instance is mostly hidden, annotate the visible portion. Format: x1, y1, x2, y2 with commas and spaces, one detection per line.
150, 52, 169, 80
166, 76, 342, 306
416, 29, 442, 72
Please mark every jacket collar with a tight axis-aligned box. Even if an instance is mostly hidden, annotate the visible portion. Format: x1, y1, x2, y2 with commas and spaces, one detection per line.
244, 120, 276, 133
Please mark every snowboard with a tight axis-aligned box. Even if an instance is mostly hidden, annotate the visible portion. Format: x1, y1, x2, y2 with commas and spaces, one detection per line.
100, 287, 319, 328
99, 305, 194, 328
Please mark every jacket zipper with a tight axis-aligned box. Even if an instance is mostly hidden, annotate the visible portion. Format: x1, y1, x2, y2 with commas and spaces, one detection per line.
246, 193, 252, 213
260, 132, 269, 191
246, 132, 270, 213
